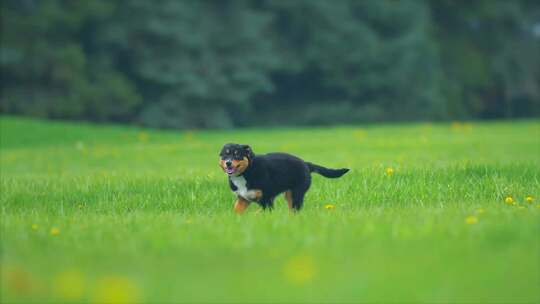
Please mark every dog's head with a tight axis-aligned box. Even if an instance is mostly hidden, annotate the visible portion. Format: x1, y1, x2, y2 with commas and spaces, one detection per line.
219, 143, 254, 176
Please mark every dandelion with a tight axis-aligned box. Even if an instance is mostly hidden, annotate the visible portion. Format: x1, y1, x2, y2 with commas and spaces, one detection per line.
525, 196, 534, 203
31, 224, 39, 230
4, 265, 34, 294
93, 275, 139, 304
353, 129, 366, 140
50, 227, 60, 236
53, 269, 85, 300
465, 215, 478, 225
137, 132, 149, 142
283, 255, 316, 285
475, 208, 485, 214
324, 204, 335, 210
184, 131, 194, 141
504, 196, 515, 205
385, 167, 394, 176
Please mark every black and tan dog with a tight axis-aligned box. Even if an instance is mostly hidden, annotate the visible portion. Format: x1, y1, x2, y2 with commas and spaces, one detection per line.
219, 143, 349, 213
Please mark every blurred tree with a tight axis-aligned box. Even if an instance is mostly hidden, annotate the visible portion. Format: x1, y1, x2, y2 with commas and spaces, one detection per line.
429, 0, 540, 119
0, 0, 141, 122
98, 0, 279, 128
253, 0, 445, 125
1, 0, 538, 128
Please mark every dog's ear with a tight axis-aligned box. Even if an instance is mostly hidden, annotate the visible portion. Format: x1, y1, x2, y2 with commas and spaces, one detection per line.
242, 145, 255, 159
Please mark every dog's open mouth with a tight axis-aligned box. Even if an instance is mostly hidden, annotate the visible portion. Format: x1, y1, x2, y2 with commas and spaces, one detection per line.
225, 167, 235, 174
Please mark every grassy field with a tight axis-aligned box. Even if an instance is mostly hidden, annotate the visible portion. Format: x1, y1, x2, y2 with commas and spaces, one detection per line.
1, 116, 539, 303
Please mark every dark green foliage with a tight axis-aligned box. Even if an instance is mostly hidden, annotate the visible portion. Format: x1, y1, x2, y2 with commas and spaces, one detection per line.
98, 1, 279, 128
254, 0, 445, 125
0, 1, 141, 122
1, 0, 538, 128
429, 0, 540, 119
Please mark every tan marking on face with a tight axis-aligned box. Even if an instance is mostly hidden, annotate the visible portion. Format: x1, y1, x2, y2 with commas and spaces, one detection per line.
234, 196, 250, 214
284, 190, 293, 210
219, 159, 227, 172
232, 157, 249, 174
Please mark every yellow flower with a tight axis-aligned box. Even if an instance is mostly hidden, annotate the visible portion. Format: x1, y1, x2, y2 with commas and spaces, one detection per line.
525, 196, 534, 203
137, 132, 149, 142
475, 208, 485, 214
93, 275, 140, 304
184, 131, 195, 141
504, 196, 514, 205
3, 265, 34, 294
50, 227, 60, 236
283, 255, 316, 285
53, 269, 85, 300
324, 204, 335, 210
465, 215, 478, 225
353, 129, 366, 140
385, 167, 394, 176
31, 224, 39, 230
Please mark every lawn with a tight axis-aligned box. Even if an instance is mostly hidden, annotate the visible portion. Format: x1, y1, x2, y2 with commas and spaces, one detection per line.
1, 116, 539, 303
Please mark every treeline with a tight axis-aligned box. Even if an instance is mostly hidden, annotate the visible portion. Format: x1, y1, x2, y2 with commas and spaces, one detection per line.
1, 0, 539, 128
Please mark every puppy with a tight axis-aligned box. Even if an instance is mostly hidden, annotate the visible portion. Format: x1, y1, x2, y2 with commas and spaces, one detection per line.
219, 143, 349, 213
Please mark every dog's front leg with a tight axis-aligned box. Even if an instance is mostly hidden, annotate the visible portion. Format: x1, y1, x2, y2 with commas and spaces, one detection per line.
234, 196, 250, 214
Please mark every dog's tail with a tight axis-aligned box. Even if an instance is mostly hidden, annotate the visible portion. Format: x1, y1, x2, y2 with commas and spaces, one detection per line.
307, 162, 349, 178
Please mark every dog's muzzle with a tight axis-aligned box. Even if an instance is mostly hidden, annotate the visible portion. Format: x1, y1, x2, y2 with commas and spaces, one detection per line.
224, 160, 235, 174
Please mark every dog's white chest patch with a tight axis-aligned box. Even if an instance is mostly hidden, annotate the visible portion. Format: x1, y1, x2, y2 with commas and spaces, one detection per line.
230, 175, 249, 198
230, 175, 262, 201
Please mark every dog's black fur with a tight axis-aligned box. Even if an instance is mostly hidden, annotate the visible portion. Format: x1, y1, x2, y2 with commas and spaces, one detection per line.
219, 143, 349, 211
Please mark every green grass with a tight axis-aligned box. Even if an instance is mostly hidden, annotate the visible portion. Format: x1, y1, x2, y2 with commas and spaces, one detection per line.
1, 116, 539, 303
